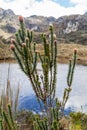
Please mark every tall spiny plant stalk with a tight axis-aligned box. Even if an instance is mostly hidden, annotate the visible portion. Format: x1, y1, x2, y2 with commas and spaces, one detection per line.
10, 16, 77, 130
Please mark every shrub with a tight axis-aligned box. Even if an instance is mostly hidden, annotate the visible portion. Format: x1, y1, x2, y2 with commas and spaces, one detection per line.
10, 16, 77, 130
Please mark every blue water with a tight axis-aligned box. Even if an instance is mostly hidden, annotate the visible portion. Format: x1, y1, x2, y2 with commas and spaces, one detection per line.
0, 63, 87, 114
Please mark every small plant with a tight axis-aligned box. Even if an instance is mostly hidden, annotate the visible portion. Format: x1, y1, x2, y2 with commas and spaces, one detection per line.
0, 104, 19, 130
10, 16, 77, 130
70, 112, 87, 130
81, 114, 87, 130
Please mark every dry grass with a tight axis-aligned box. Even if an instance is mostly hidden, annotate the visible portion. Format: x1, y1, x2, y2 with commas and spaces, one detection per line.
58, 43, 87, 65
0, 42, 87, 65
0, 42, 13, 61
36, 43, 87, 65
0, 29, 12, 39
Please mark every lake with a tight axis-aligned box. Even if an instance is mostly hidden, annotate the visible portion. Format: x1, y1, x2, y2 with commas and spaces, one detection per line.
0, 62, 87, 114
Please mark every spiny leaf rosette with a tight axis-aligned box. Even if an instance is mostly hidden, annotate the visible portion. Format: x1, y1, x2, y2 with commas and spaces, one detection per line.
10, 16, 77, 130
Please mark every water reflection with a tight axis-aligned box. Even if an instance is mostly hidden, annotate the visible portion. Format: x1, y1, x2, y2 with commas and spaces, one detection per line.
0, 63, 87, 113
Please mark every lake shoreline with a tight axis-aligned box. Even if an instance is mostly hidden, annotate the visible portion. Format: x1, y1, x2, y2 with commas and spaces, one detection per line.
0, 56, 87, 66
0, 61, 87, 130
0, 43, 87, 66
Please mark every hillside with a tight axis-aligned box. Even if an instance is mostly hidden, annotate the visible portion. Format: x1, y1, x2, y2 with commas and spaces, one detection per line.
0, 41, 87, 66
0, 8, 87, 44
0, 8, 87, 65
0, 39, 12, 61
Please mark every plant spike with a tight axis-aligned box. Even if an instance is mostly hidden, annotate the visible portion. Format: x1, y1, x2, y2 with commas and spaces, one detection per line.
0, 119, 4, 130
62, 48, 77, 111
3, 104, 19, 130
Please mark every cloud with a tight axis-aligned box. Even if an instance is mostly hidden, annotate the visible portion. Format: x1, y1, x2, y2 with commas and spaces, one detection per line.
70, 0, 87, 5
0, 0, 87, 18
3, 0, 14, 2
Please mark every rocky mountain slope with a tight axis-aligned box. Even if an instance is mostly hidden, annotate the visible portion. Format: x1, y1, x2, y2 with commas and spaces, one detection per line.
0, 8, 87, 44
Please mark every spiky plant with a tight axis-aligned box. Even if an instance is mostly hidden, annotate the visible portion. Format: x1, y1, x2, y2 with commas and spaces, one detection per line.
0, 104, 19, 130
10, 16, 77, 130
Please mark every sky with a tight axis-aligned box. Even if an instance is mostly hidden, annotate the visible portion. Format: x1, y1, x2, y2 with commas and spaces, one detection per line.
0, 0, 87, 18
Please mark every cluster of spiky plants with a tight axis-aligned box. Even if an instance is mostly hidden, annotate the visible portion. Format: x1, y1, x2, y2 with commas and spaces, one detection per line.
0, 104, 19, 130
33, 99, 62, 130
10, 16, 77, 130
70, 112, 87, 130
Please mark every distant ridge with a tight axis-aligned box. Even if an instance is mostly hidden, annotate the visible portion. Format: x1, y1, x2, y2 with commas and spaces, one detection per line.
0, 8, 87, 44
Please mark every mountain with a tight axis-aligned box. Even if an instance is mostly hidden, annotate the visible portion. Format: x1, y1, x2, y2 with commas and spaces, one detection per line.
0, 8, 87, 44
55, 14, 87, 44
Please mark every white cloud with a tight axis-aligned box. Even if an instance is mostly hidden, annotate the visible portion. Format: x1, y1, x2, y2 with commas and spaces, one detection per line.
0, 0, 87, 18
70, 0, 87, 5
